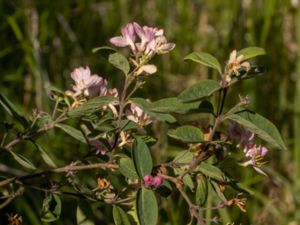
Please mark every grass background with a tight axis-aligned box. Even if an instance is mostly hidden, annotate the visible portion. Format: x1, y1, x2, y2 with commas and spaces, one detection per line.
0, 0, 299, 224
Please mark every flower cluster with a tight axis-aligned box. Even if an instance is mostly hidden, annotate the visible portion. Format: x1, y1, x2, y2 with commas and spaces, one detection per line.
224, 50, 251, 82
126, 103, 152, 126
110, 22, 175, 76
67, 66, 118, 98
228, 123, 269, 175
143, 174, 164, 188
65, 66, 118, 108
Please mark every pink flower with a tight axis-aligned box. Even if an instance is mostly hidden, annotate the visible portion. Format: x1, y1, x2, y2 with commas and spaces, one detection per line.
70, 66, 106, 97
110, 23, 136, 52
152, 176, 164, 188
88, 140, 107, 155
228, 122, 254, 149
126, 103, 152, 126
110, 22, 175, 58
134, 22, 175, 56
143, 174, 153, 188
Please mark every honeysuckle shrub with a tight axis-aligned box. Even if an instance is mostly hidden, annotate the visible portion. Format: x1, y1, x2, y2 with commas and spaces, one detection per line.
0, 22, 286, 225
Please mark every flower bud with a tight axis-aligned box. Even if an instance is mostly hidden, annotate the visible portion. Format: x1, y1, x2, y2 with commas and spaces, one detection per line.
143, 174, 153, 188
152, 176, 164, 188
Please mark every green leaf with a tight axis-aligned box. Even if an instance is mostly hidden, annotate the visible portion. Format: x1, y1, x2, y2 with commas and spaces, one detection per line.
237, 47, 266, 60
211, 180, 227, 203
196, 162, 229, 182
9, 151, 36, 170
108, 52, 130, 75
168, 125, 204, 143
55, 124, 86, 143
178, 80, 221, 102
225, 109, 286, 150
0, 94, 28, 128
68, 96, 117, 118
130, 98, 176, 123
196, 175, 208, 206
34, 143, 57, 168
77, 205, 95, 225
119, 157, 139, 179
173, 150, 195, 190
41, 193, 62, 222
136, 188, 158, 225
92, 46, 116, 54
149, 97, 199, 114
132, 137, 153, 178
113, 205, 131, 225
184, 52, 222, 73
173, 150, 193, 164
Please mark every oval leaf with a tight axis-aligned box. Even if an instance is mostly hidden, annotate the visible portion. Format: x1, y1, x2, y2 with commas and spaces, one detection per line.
149, 97, 199, 114
55, 124, 86, 143
136, 188, 158, 225
196, 162, 229, 182
68, 96, 117, 118
173, 150, 193, 164
130, 98, 176, 123
168, 125, 204, 143
113, 205, 131, 225
9, 151, 36, 170
108, 52, 130, 75
178, 80, 221, 102
225, 109, 286, 150
119, 157, 139, 179
237, 47, 266, 60
132, 137, 153, 178
196, 175, 208, 206
184, 52, 222, 73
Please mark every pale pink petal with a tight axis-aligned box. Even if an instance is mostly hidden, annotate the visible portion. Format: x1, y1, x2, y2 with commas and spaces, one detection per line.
109, 36, 129, 47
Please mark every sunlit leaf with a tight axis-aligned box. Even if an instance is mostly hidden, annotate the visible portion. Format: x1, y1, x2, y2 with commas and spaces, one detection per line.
237, 47, 266, 60
168, 125, 204, 143
136, 188, 158, 225
184, 52, 222, 73
178, 80, 221, 102
173, 150, 193, 164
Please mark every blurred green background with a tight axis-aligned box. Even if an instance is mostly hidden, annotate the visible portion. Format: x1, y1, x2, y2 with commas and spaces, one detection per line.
1, 0, 300, 224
